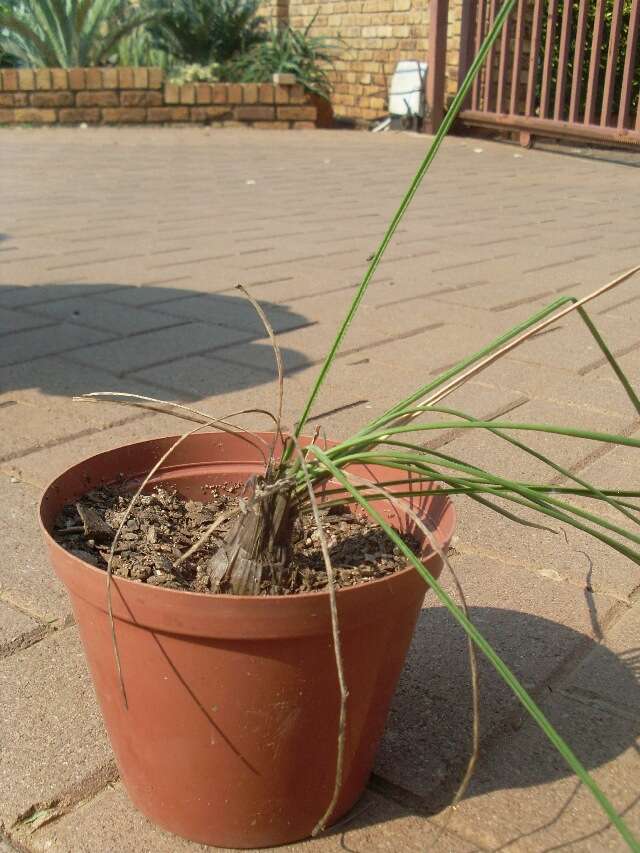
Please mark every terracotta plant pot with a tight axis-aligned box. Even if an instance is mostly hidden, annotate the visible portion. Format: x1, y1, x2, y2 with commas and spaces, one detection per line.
39, 432, 455, 849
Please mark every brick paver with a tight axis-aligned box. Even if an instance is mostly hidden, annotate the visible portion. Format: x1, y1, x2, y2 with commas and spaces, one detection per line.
439, 604, 640, 850
28, 787, 475, 853
0, 629, 115, 838
1, 126, 639, 852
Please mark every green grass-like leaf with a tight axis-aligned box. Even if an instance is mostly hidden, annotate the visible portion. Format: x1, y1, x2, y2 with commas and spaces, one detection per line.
291, 0, 520, 443
270, 0, 640, 837
305, 444, 639, 851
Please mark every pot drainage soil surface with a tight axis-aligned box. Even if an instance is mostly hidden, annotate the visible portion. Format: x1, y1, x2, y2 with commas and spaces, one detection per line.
54, 485, 418, 596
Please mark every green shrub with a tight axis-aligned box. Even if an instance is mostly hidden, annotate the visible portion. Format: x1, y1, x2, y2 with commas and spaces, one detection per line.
226, 16, 338, 98
146, 0, 265, 66
537, 0, 639, 119
115, 22, 169, 69
0, 44, 13, 66
0, 0, 160, 67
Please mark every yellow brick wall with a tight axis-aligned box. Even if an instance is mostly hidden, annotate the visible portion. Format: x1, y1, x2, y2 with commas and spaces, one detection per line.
256, 0, 288, 26
259, 0, 464, 123
289, 0, 431, 123
445, 0, 463, 102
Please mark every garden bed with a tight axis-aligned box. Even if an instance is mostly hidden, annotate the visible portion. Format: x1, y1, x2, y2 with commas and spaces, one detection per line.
0, 67, 318, 128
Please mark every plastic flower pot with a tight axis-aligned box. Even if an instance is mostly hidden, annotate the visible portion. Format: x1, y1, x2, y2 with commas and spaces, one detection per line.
39, 432, 455, 849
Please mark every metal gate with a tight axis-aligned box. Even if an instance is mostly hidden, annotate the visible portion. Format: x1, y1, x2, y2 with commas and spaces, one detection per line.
452, 0, 640, 146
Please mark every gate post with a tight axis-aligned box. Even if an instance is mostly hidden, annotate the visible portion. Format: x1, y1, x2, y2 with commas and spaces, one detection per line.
457, 0, 477, 106
424, 0, 449, 133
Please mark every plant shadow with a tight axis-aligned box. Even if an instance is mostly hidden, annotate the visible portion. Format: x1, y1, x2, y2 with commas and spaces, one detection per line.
0, 280, 313, 401
335, 605, 639, 850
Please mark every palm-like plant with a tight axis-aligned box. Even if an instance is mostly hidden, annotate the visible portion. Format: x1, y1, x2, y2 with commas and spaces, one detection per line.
115, 22, 169, 69
227, 15, 337, 97
0, 0, 160, 67
145, 0, 265, 66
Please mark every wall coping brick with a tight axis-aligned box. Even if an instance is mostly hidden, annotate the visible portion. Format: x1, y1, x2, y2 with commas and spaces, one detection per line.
0, 68, 319, 128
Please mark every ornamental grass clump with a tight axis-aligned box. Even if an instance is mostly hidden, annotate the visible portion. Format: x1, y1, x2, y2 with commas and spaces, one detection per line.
225, 13, 338, 98
71, 0, 640, 847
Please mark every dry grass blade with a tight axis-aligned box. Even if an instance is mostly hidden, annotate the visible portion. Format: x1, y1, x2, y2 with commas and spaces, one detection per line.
236, 284, 287, 475
236, 284, 285, 447
105, 420, 219, 707
342, 470, 479, 832
291, 436, 348, 837
414, 264, 640, 416
75, 391, 227, 425
173, 506, 242, 568
75, 391, 276, 462
100, 398, 280, 705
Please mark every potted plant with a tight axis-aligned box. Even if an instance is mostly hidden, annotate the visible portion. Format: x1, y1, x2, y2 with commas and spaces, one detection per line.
39, 2, 640, 849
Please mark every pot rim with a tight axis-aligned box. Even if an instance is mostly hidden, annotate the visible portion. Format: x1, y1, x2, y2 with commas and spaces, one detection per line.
39, 432, 456, 607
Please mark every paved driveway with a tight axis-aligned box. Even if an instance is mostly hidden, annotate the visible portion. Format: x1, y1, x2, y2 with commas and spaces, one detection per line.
1, 126, 640, 851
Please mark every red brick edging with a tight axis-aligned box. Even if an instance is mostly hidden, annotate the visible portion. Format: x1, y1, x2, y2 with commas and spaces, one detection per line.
0, 67, 317, 128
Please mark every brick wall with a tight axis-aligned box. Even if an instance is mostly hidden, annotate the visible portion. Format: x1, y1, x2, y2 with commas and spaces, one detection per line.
274, 0, 466, 124
446, 0, 463, 102
0, 67, 317, 128
288, 0, 431, 123
256, 0, 288, 26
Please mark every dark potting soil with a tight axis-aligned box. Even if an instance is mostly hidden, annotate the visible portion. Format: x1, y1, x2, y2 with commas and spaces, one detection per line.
53, 484, 419, 596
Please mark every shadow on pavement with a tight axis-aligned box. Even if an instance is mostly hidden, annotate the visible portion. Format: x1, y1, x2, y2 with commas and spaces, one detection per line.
0, 281, 312, 400
361, 605, 639, 845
